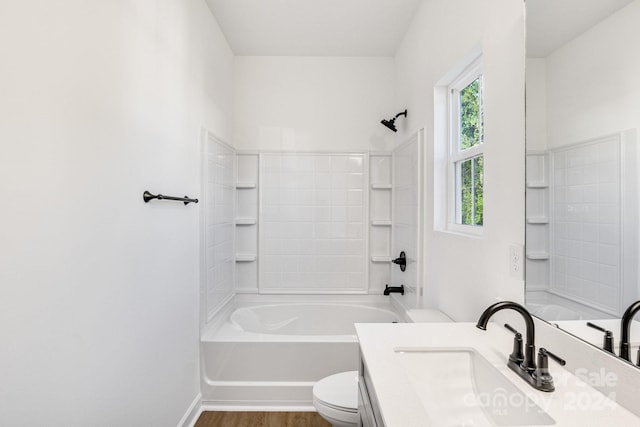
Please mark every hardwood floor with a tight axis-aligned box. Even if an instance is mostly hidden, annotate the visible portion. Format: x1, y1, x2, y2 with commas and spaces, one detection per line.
194, 411, 331, 427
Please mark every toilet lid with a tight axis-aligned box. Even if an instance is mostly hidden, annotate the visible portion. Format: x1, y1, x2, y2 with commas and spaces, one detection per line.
313, 371, 358, 411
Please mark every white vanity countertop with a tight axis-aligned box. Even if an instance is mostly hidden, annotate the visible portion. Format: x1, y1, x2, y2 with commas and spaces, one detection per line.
356, 322, 640, 427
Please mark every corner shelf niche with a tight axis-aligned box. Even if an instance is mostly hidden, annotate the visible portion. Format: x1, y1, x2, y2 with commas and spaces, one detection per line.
526, 217, 549, 224
235, 218, 257, 225
236, 182, 256, 189
369, 153, 393, 294
235, 152, 259, 293
236, 254, 257, 262
371, 184, 392, 190
526, 151, 550, 292
526, 251, 549, 260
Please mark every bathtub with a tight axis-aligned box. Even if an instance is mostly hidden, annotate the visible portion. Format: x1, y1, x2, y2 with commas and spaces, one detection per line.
527, 302, 582, 320
200, 295, 402, 409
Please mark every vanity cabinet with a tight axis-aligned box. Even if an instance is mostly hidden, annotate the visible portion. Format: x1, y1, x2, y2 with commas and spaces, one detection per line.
358, 355, 385, 427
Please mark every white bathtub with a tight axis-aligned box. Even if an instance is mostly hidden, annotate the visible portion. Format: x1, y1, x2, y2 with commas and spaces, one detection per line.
200, 295, 402, 409
230, 303, 398, 335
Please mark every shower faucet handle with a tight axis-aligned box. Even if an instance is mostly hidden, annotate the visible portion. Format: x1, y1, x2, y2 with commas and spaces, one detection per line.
391, 251, 406, 272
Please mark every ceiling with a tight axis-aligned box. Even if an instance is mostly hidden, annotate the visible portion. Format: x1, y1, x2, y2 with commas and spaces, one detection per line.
205, 0, 422, 56
206, 0, 635, 59
526, 0, 634, 57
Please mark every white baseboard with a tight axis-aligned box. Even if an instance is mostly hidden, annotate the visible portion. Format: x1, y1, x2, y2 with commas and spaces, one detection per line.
201, 403, 316, 412
178, 393, 202, 427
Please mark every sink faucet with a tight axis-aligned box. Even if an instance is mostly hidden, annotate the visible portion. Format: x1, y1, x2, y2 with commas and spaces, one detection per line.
476, 301, 537, 372
619, 300, 640, 362
476, 301, 560, 392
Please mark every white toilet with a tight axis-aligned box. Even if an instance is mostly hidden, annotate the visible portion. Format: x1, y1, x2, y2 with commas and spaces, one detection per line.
312, 370, 359, 427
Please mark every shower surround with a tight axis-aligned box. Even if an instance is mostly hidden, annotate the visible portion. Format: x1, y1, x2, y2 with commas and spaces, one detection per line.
200, 131, 425, 408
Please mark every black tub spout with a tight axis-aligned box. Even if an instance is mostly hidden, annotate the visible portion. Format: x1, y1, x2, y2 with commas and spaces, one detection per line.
383, 284, 404, 295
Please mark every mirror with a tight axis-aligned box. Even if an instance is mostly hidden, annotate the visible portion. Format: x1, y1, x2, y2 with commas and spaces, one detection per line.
525, 0, 640, 359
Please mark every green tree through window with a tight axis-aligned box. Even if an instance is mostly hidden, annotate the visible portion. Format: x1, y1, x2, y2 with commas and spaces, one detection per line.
457, 76, 483, 226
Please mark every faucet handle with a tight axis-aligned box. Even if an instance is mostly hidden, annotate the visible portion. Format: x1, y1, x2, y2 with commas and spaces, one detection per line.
503, 324, 525, 365
541, 348, 566, 366
504, 323, 519, 335
533, 348, 566, 391
586, 322, 615, 353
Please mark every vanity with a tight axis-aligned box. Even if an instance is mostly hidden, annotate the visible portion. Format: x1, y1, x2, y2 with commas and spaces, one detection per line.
356, 322, 640, 427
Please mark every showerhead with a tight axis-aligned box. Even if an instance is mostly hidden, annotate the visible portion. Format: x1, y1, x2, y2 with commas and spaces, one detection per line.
380, 118, 397, 132
380, 109, 407, 132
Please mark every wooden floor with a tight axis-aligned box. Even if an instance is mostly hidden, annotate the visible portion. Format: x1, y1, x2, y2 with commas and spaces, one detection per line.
194, 411, 331, 427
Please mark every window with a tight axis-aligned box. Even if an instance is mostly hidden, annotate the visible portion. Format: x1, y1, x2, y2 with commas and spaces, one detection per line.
449, 59, 483, 230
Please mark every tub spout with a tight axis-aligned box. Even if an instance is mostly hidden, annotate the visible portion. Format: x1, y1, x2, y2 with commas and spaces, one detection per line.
383, 284, 404, 295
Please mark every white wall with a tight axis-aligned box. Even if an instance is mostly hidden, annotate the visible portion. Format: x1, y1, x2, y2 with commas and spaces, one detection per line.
395, 0, 526, 320
0, 1, 233, 426
525, 58, 548, 152
233, 56, 396, 152
545, 0, 640, 149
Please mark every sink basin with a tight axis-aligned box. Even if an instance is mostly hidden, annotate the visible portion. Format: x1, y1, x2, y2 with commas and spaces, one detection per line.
394, 347, 555, 426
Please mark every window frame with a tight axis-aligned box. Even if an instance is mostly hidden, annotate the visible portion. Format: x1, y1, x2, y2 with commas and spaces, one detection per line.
447, 57, 484, 236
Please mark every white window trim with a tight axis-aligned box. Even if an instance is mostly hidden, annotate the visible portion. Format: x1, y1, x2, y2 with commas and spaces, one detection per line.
447, 56, 484, 236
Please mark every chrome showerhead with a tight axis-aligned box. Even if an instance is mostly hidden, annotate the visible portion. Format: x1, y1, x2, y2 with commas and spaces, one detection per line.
380, 109, 407, 132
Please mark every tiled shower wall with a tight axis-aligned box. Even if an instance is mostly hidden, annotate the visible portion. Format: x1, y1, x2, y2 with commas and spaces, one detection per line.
203, 134, 235, 320
259, 153, 368, 293
392, 133, 422, 296
550, 136, 622, 314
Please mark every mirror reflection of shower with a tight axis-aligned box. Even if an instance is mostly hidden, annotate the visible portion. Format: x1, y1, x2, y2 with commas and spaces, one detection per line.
524, 0, 640, 329
525, 132, 638, 321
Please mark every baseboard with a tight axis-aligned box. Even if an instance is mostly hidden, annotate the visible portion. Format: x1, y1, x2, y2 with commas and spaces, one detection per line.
178, 393, 202, 427
201, 403, 316, 412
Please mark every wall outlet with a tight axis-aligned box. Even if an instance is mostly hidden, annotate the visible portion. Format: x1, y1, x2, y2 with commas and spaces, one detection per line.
509, 244, 524, 279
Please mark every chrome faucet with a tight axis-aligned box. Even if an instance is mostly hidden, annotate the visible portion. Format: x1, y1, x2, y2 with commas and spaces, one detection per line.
619, 300, 640, 363
476, 301, 563, 392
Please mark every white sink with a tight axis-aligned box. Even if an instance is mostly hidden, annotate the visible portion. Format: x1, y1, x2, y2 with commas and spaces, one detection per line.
394, 347, 555, 427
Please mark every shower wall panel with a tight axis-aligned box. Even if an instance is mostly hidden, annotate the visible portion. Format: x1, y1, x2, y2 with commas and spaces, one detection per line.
549, 136, 622, 314
259, 153, 368, 293
392, 133, 423, 299
204, 134, 236, 320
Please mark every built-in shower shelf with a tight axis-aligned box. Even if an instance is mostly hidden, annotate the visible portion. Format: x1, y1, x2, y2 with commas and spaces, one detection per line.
526, 217, 549, 224
235, 218, 257, 225
371, 256, 392, 263
526, 251, 549, 260
526, 182, 548, 189
236, 254, 257, 262
371, 219, 392, 226
236, 182, 257, 189
371, 184, 392, 190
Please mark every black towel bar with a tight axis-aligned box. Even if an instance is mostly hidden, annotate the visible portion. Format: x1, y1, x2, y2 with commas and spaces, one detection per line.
143, 190, 198, 205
